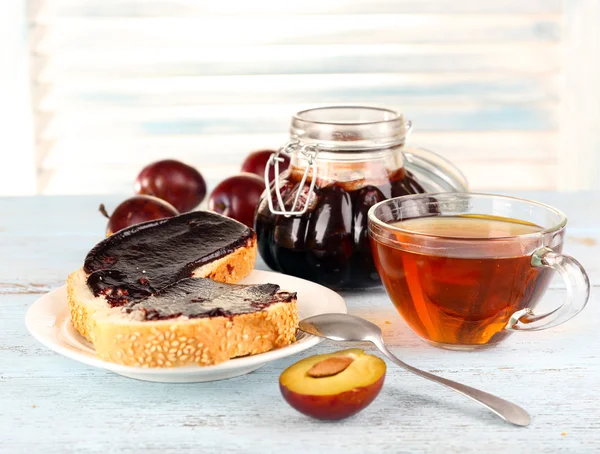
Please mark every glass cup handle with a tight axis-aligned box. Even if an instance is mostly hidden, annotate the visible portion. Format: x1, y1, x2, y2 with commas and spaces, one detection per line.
506, 247, 590, 331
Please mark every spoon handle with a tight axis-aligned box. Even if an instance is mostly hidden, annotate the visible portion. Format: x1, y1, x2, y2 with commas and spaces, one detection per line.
372, 340, 531, 427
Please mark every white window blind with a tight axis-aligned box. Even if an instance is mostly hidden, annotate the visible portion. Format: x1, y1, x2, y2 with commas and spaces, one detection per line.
27, 0, 600, 194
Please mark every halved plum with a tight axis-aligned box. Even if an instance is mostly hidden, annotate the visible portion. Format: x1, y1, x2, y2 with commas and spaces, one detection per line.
279, 349, 386, 420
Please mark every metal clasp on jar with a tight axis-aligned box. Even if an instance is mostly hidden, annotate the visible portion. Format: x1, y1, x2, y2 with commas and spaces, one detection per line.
264, 141, 319, 217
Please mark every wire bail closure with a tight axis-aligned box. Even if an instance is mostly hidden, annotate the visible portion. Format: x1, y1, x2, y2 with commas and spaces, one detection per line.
264, 141, 319, 217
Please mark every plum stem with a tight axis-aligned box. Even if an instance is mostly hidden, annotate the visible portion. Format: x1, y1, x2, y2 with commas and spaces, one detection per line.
98, 203, 111, 219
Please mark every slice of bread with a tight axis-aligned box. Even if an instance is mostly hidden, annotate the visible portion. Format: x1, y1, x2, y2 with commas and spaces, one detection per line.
67, 228, 298, 368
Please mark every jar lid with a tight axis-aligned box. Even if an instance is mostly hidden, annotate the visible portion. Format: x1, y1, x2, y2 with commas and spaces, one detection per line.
291, 106, 408, 151
403, 146, 469, 193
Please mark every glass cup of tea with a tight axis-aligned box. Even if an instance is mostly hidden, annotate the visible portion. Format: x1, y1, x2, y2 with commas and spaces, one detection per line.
368, 193, 590, 350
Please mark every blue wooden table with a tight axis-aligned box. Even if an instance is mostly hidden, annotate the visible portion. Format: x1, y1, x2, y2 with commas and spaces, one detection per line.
1, 193, 599, 453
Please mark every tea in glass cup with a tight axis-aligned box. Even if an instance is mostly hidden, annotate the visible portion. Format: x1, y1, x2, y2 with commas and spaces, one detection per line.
368, 193, 590, 350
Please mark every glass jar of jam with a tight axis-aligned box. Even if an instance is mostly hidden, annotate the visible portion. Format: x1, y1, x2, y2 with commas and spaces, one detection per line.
255, 106, 468, 289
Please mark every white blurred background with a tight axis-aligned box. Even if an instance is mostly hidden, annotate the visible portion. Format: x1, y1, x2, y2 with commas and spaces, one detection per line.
1, 0, 599, 196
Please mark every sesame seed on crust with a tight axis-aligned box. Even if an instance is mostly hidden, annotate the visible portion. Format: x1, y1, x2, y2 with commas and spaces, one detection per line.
92, 301, 298, 367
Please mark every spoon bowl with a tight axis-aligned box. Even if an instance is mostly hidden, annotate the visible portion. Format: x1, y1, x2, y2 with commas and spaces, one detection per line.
299, 313, 382, 342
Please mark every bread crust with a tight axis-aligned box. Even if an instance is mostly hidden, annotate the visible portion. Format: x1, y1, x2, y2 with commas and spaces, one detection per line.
67, 236, 299, 367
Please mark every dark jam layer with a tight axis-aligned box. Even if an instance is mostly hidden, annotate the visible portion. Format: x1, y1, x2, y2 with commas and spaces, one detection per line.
126, 277, 295, 321
84, 211, 254, 307
255, 167, 427, 289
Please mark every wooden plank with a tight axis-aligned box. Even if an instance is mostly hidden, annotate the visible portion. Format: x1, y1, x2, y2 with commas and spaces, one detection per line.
2, 276, 599, 453
4, 226, 597, 289
37, 102, 558, 141
455, 160, 557, 191
2, 193, 598, 283
35, 73, 560, 110
31, 15, 561, 51
39, 166, 136, 196
32, 43, 560, 80
558, 0, 600, 191
0, 0, 37, 196
37, 159, 558, 197
2, 193, 598, 452
411, 132, 557, 160
32, 0, 562, 18
39, 132, 557, 169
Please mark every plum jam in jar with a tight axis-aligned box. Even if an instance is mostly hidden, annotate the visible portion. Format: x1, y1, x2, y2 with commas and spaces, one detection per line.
255, 106, 468, 289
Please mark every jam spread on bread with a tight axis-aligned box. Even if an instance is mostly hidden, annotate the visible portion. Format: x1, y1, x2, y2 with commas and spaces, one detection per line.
84, 211, 254, 307
68, 210, 298, 368
125, 277, 295, 321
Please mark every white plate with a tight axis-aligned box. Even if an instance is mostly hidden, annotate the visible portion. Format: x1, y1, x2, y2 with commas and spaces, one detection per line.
25, 270, 347, 383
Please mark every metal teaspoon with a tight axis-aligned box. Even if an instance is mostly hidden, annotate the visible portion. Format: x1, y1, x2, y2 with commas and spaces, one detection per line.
299, 313, 531, 426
